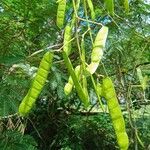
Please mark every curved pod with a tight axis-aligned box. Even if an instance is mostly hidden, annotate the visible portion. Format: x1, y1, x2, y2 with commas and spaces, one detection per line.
124, 0, 129, 13
63, 51, 90, 107
86, 26, 108, 74
87, 0, 95, 20
57, 0, 66, 28
64, 65, 81, 95
102, 77, 129, 150
63, 24, 72, 56
19, 52, 53, 116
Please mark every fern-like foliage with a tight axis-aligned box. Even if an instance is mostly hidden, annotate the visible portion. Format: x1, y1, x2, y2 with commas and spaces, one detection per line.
0, 130, 37, 150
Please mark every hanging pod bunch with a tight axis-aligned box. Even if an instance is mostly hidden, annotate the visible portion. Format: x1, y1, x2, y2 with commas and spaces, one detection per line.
19, 52, 53, 116
86, 0, 95, 20
63, 23, 74, 95
64, 34, 89, 97
56, 0, 66, 28
102, 77, 129, 150
86, 26, 108, 75
63, 51, 90, 107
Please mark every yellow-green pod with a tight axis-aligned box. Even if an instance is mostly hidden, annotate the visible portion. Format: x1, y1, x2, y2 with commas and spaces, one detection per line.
112, 117, 126, 133
124, 0, 129, 13
109, 106, 123, 122
136, 67, 148, 90
86, 26, 108, 74
64, 65, 81, 95
19, 52, 53, 116
63, 24, 72, 56
104, 0, 114, 16
64, 76, 73, 96
87, 0, 95, 20
63, 51, 90, 107
118, 132, 129, 150
82, 75, 89, 99
102, 77, 129, 150
105, 88, 116, 100
107, 97, 118, 110
56, 0, 66, 28
96, 82, 104, 97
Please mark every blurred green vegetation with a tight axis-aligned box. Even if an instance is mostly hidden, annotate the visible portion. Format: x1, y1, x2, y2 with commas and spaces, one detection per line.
0, 0, 150, 149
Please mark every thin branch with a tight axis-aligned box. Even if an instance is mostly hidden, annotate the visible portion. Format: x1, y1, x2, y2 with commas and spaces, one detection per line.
0, 113, 18, 120
28, 44, 62, 58
77, 16, 103, 26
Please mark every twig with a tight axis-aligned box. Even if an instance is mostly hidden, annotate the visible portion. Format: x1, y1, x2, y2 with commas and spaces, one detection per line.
28, 44, 62, 58
0, 113, 18, 120
77, 16, 103, 26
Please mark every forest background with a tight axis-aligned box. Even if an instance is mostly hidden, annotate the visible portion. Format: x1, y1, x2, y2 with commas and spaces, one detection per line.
0, 0, 150, 149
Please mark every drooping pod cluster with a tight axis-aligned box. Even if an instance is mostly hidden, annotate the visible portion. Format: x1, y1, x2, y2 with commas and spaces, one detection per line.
101, 77, 129, 150
63, 23, 74, 96
56, 0, 66, 28
86, 26, 108, 75
63, 24, 73, 95
64, 26, 108, 106
19, 52, 53, 116
64, 33, 86, 96
63, 51, 90, 107
64, 65, 89, 99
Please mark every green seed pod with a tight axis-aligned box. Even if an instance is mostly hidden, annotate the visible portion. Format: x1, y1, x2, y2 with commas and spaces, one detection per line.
96, 82, 104, 97
102, 77, 129, 150
117, 132, 129, 150
63, 51, 90, 107
86, 26, 108, 74
136, 67, 148, 90
87, 0, 95, 20
82, 74, 89, 99
19, 52, 53, 116
104, 0, 114, 16
63, 24, 72, 56
64, 65, 81, 95
124, 0, 129, 13
56, 0, 66, 28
